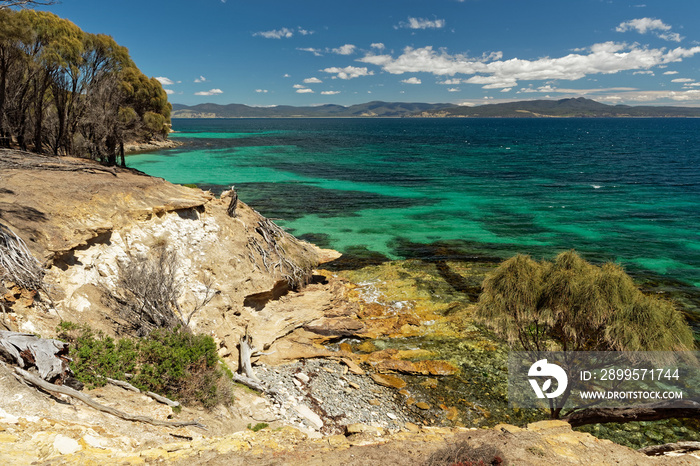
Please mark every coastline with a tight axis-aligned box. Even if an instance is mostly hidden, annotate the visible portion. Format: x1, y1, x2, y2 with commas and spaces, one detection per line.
124, 138, 182, 154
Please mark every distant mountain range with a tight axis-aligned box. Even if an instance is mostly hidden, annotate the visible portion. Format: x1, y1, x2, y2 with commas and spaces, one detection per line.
171, 98, 700, 119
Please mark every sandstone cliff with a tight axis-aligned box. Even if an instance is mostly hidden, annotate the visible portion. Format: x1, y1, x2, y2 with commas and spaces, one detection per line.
0, 149, 697, 465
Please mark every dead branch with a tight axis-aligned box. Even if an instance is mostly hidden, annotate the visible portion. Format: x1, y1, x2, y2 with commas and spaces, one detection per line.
226, 186, 238, 218
638, 441, 700, 456
15, 367, 205, 429
239, 328, 260, 382
0, 223, 45, 292
564, 400, 700, 427
245, 216, 314, 290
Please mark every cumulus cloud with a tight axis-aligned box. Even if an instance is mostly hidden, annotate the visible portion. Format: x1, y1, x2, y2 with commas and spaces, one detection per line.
194, 89, 223, 96
254, 27, 294, 39
616, 18, 682, 42
633, 70, 654, 75
371, 43, 385, 51
332, 44, 356, 55
672, 78, 694, 83
155, 77, 174, 85
163, 89, 174, 95
321, 66, 374, 80
401, 77, 422, 84
398, 17, 445, 30
663, 70, 679, 75
194, 76, 207, 83
255, 89, 269, 93
293, 84, 306, 89
321, 90, 341, 95
358, 42, 700, 90
303, 77, 323, 84
447, 87, 460, 92
296, 88, 314, 94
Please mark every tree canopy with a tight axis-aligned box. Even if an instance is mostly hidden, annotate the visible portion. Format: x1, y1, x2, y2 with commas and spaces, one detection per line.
476, 250, 695, 352
0, 9, 171, 164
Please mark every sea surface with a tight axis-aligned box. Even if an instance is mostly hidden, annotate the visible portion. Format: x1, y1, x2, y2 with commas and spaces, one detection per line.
127, 117, 700, 317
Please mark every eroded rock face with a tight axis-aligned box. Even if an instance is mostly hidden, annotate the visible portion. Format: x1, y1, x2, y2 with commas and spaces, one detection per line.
0, 149, 321, 362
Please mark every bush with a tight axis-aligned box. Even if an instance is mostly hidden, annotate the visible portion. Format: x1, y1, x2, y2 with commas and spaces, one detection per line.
424, 441, 506, 466
57, 322, 232, 408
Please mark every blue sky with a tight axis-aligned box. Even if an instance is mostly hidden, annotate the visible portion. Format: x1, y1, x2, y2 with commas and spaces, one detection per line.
40, 0, 700, 107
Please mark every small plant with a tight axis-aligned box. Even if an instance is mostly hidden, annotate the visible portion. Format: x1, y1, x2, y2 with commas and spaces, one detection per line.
247, 423, 269, 432
424, 441, 506, 466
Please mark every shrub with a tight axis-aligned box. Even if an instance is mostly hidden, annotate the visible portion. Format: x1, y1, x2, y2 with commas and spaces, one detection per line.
57, 322, 232, 408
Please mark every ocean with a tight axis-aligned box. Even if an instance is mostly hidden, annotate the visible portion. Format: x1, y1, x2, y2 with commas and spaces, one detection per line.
127, 117, 700, 324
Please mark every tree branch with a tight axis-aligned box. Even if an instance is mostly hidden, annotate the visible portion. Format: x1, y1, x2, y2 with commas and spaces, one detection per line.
15, 367, 204, 429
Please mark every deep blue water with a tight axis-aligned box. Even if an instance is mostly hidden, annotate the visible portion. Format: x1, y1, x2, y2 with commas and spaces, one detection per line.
128, 118, 700, 297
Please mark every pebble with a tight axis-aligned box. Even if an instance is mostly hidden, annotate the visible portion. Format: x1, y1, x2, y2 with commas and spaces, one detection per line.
254, 359, 418, 433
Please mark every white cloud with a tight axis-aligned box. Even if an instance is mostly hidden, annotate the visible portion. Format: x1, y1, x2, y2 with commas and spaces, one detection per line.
401, 77, 422, 84
194, 75, 207, 83
398, 17, 446, 30
253, 27, 294, 39
332, 44, 356, 55
297, 47, 323, 56
663, 70, 679, 75
672, 78, 694, 83
155, 77, 174, 85
438, 78, 462, 85
358, 43, 700, 90
296, 88, 314, 94
633, 70, 654, 75
447, 87, 460, 92
293, 84, 306, 89
297, 27, 313, 36
616, 18, 683, 42
321, 66, 374, 80
303, 77, 323, 84
163, 88, 174, 95
501, 88, 512, 92
255, 89, 269, 93
321, 90, 341, 95
194, 89, 223, 96
371, 43, 385, 51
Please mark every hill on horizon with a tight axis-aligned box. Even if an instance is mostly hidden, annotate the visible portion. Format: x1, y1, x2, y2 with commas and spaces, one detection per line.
171, 98, 700, 118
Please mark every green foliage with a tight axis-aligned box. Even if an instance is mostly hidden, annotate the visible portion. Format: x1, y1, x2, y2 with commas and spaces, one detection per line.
476, 250, 695, 352
247, 423, 269, 432
0, 9, 171, 159
57, 322, 231, 408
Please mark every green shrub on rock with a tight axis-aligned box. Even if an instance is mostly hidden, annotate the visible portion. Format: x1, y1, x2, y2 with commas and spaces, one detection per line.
57, 322, 232, 408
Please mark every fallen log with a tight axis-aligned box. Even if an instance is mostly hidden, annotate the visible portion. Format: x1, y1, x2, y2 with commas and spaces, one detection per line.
15, 367, 205, 429
564, 400, 700, 427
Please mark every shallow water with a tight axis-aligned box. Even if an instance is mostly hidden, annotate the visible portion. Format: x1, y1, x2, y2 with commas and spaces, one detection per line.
128, 117, 700, 327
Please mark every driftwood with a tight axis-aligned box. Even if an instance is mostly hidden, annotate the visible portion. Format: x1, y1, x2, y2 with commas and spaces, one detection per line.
564, 400, 700, 427
15, 367, 205, 429
638, 441, 700, 456
0, 330, 68, 381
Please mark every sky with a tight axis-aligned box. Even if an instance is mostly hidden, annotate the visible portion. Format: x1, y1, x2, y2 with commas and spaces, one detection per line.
38, 0, 700, 107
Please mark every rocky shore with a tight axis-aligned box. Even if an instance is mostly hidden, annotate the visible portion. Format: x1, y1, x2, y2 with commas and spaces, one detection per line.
1, 148, 699, 464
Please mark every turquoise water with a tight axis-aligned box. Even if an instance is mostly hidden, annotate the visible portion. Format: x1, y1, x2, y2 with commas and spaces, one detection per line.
128, 118, 700, 295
